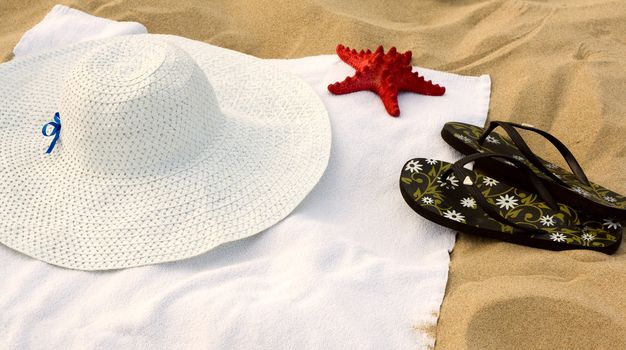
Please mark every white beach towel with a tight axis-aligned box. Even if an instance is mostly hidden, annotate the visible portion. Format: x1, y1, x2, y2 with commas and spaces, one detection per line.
1, 6, 490, 350
13, 4, 147, 57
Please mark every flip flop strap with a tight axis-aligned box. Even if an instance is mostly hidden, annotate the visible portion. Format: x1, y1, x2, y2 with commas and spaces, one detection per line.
477, 121, 591, 187
442, 152, 560, 234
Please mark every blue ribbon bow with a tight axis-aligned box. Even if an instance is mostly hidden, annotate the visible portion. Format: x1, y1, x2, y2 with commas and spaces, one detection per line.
42, 112, 61, 154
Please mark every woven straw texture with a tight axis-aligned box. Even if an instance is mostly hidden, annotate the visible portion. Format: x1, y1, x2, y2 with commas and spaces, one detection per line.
0, 34, 331, 270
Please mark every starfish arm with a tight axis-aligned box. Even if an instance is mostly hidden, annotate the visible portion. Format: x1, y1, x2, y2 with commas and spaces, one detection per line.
385, 47, 412, 66
377, 86, 401, 117
336, 44, 376, 71
327, 72, 373, 95
400, 71, 446, 96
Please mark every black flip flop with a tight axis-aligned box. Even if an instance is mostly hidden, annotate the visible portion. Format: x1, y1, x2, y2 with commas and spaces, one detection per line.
399, 152, 622, 254
441, 121, 626, 219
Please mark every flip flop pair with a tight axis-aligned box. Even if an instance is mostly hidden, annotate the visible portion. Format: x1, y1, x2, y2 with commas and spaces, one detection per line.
399, 121, 624, 254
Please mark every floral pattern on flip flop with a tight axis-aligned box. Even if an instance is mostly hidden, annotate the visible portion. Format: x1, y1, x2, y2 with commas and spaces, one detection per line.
444, 122, 626, 211
400, 158, 622, 250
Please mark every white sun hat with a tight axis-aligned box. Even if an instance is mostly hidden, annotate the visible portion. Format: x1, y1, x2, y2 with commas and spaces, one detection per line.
0, 34, 331, 270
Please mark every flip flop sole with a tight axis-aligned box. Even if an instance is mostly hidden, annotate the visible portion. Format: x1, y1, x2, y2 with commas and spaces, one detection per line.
442, 122, 626, 219
399, 158, 622, 254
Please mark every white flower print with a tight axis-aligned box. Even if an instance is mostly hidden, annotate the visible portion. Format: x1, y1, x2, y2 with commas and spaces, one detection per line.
573, 186, 592, 198
550, 232, 567, 242
422, 196, 434, 205
539, 215, 556, 227
460, 197, 477, 208
443, 209, 465, 223
513, 155, 525, 161
405, 160, 423, 174
426, 159, 438, 165
503, 160, 516, 167
581, 233, 595, 242
485, 135, 500, 144
604, 195, 617, 203
482, 176, 499, 187
603, 218, 622, 230
454, 133, 472, 143
495, 194, 519, 210
437, 174, 459, 189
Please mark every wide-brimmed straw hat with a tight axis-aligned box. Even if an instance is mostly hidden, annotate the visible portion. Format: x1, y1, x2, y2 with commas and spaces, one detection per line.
0, 34, 331, 270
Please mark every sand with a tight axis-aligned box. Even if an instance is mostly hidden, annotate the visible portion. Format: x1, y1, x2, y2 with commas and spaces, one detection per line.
1, 0, 626, 348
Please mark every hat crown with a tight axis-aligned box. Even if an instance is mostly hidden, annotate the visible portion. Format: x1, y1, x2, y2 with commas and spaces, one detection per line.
59, 37, 220, 176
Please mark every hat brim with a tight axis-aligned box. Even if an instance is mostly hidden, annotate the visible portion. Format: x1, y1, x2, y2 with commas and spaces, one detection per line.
0, 34, 331, 270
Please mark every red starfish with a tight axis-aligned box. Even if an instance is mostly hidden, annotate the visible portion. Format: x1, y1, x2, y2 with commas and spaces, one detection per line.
328, 44, 445, 117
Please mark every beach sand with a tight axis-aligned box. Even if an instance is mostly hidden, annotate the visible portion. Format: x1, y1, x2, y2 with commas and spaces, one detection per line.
2, 0, 626, 348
